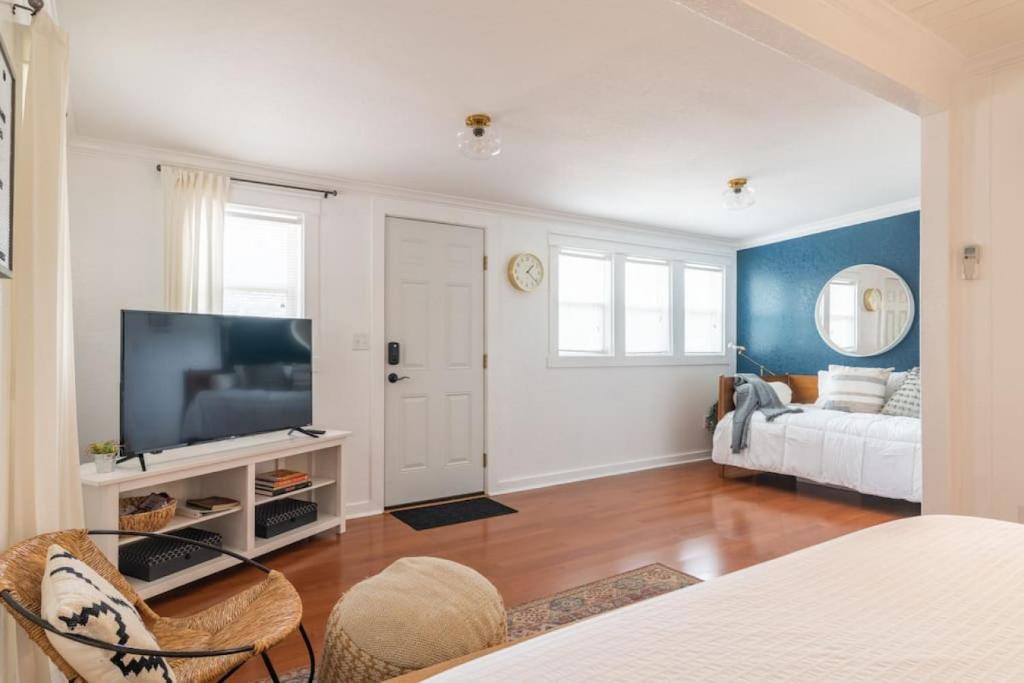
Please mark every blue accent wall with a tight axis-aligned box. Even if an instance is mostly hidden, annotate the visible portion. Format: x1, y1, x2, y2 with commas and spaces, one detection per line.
736, 211, 919, 375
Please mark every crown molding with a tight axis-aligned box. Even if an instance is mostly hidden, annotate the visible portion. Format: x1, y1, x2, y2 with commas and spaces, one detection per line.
737, 197, 920, 250
68, 136, 737, 249
68, 137, 921, 254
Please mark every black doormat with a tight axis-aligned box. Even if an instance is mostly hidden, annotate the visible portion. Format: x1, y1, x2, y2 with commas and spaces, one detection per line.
390, 497, 517, 531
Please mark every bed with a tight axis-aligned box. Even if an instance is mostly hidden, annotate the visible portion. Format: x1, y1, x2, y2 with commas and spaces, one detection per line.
711, 374, 921, 502
399, 515, 1024, 681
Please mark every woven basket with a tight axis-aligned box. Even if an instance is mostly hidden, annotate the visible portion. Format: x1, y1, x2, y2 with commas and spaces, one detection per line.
118, 496, 177, 532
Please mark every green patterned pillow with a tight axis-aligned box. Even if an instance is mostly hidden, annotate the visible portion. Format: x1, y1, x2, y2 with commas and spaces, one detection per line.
881, 367, 920, 418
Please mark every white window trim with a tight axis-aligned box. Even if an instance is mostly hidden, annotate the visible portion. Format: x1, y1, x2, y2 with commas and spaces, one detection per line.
682, 262, 728, 357
623, 256, 674, 357
548, 235, 732, 368
556, 248, 615, 356
825, 278, 859, 353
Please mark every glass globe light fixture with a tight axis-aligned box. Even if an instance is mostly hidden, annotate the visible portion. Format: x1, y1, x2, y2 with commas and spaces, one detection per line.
722, 177, 756, 210
456, 113, 502, 160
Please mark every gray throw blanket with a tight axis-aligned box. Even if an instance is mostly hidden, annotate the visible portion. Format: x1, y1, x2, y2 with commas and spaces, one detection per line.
731, 374, 803, 453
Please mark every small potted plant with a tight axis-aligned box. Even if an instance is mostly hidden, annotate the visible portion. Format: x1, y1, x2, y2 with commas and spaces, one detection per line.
705, 402, 719, 433
89, 440, 119, 474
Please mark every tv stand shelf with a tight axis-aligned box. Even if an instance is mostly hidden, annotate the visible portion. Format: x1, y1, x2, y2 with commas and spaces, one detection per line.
81, 429, 349, 598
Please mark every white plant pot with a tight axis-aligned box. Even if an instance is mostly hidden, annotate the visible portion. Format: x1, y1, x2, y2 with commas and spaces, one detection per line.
93, 451, 117, 474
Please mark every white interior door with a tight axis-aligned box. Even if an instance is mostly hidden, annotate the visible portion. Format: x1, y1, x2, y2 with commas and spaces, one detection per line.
385, 217, 485, 507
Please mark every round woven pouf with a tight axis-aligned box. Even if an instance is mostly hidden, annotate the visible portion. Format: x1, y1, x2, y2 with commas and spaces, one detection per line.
320, 556, 507, 683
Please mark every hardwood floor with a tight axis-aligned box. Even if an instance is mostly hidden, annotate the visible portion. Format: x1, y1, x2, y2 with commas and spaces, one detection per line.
151, 461, 919, 681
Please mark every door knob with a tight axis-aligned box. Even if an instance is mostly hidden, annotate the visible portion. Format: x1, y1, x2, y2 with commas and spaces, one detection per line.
387, 373, 410, 384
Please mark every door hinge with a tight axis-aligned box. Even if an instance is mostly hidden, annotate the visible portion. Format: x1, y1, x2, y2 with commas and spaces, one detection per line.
483, 452, 488, 468
483, 255, 488, 271
483, 353, 488, 369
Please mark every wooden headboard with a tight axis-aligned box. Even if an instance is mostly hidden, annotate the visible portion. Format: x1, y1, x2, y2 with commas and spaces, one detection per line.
717, 374, 818, 421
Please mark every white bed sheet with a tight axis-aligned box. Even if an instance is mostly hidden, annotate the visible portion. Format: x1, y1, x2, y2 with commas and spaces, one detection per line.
428, 516, 1024, 682
712, 406, 921, 502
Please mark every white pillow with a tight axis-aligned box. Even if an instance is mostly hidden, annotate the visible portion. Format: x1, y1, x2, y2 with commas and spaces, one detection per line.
768, 381, 793, 405
816, 370, 831, 406
733, 381, 792, 406
41, 544, 176, 683
823, 365, 893, 414
882, 367, 921, 418
885, 371, 908, 401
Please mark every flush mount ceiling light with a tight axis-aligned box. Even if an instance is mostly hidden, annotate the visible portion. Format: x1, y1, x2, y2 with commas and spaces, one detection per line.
456, 113, 502, 160
722, 177, 756, 210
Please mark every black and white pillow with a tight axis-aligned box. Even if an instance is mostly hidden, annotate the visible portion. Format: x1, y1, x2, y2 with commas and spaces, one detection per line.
40, 544, 176, 683
881, 367, 921, 418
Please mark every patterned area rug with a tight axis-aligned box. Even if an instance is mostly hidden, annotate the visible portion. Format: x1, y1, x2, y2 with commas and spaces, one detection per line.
506, 562, 700, 639
260, 563, 700, 682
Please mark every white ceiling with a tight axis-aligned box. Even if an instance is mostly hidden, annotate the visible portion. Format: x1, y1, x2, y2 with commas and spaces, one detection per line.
886, 0, 1024, 57
60, 0, 921, 241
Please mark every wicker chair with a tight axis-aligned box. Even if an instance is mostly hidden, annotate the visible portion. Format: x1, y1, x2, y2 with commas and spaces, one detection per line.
0, 529, 314, 682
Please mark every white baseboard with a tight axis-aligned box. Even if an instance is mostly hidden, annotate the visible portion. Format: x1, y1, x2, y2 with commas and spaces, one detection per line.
489, 450, 710, 496
345, 499, 383, 519
342, 451, 710, 517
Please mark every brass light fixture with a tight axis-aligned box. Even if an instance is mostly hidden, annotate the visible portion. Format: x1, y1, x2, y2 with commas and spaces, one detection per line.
722, 177, 756, 210
456, 113, 502, 160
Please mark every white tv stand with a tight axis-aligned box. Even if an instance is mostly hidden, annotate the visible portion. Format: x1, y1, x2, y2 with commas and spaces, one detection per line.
80, 429, 349, 599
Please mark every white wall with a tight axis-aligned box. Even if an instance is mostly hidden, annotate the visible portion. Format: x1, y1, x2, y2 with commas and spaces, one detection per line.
68, 143, 735, 517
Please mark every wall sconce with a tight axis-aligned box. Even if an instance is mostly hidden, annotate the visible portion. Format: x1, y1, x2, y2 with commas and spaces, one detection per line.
728, 342, 777, 376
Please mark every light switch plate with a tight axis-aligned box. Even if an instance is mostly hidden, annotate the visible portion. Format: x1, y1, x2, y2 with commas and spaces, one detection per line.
352, 333, 370, 350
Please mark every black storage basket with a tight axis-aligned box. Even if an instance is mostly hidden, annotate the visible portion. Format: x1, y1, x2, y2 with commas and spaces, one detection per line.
255, 498, 318, 539
118, 527, 223, 582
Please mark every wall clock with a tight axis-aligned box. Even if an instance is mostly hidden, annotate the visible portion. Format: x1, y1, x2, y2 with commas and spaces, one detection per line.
507, 252, 544, 292
863, 287, 882, 312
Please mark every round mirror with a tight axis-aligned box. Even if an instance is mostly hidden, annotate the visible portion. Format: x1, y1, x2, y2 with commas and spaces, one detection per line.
814, 264, 914, 357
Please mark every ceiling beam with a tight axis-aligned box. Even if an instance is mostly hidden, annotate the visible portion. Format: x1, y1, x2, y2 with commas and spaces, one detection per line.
672, 0, 965, 114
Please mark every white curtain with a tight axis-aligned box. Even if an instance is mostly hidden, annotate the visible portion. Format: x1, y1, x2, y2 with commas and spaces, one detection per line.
0, 13, 83, 683
162, 165, 230, 312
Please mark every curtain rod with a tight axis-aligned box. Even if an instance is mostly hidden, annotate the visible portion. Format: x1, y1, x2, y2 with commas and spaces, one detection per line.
155, 164, 338, 199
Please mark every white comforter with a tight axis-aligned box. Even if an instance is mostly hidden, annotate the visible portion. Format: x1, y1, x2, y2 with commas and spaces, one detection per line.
429, 516, 1024, 681
712, 406, 921, 502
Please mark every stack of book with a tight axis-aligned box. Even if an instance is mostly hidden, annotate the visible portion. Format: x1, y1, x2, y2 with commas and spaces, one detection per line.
256, 469, 312, 497
181, 496, 241, 518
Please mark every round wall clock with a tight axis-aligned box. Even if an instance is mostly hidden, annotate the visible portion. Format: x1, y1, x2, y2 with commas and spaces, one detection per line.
507, 252, 544, 292
863, 287, 882, 312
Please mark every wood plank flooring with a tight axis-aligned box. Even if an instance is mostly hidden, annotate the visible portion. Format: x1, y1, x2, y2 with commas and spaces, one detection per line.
151, 461, 919, 681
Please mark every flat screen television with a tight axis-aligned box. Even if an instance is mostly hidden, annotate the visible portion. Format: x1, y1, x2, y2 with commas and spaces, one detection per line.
120, 310, 313, 456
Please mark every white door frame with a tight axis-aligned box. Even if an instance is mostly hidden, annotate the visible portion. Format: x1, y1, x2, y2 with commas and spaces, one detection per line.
370, 198, 495, 513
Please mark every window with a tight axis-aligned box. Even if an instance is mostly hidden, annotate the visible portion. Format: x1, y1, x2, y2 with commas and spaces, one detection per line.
683, 266, 724, 354
550, 237, 730, 366
222, 205, 304, 318
827, 280, 857, 351
625, 258, 671, 355
557, 250, 613, 355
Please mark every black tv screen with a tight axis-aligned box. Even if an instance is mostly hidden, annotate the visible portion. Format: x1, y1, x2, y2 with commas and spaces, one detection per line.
120, 310, 313, 454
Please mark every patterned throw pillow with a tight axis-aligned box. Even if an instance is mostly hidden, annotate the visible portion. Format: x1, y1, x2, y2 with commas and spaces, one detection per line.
823, 365, 892, 413
40, 544, 176, 683
882, 367, 921, 418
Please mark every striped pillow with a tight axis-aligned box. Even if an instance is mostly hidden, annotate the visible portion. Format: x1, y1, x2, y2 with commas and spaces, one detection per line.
823, 365, 892, 413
